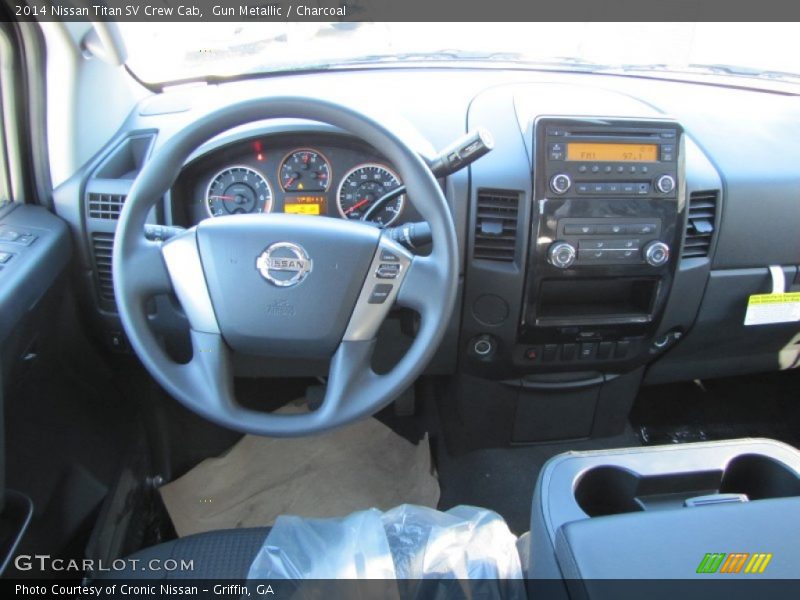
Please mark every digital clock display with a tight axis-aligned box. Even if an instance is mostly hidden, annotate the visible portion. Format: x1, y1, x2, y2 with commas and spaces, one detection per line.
283, 195, 327, 215
566, 143, 658, 162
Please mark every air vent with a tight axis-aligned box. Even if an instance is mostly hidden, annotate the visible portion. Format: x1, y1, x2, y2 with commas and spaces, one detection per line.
91, 233, 115, 302
474, 190, 520, 262
88, 193, 126, 220
682, 190, 719, 259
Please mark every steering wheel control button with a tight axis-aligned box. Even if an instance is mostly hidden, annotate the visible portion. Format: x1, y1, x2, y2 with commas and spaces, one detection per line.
368, 284, 394, 304
643, 241, 671, 267
256, 242, 313, 288
376, 263, 401, 279
379, 249, 400, 262
655, 174, 676, 194
549, 173, 572, 195
548, 241, 577, 269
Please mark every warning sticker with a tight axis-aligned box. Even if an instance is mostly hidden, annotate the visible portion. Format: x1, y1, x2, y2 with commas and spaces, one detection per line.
744, 293, 800, 326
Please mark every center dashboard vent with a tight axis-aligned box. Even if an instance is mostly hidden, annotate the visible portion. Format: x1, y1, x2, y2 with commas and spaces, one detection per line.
87, 193, 126, 220
91, 232, 115, 303
682, 190, 719, 259
473, 189, 520, 262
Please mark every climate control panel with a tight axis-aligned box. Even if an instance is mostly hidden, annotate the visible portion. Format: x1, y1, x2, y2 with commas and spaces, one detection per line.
548, 218, 667, 267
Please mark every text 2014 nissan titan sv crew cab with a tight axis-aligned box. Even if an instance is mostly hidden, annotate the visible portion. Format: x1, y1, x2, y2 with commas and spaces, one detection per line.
0, 16, 799, 598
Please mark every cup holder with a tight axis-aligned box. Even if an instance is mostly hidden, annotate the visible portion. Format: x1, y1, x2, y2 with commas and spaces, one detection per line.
720, 453, 800, 499
575, 454, 800, 517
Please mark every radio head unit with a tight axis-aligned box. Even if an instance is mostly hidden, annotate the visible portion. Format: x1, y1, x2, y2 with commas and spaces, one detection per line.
544, 122, 680, 199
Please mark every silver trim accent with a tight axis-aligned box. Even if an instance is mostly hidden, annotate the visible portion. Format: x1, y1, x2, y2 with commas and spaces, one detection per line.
343, 237, 412, 341
655, 174, 676, 194
549, 173, 572, 195
335, 162, 406, 226
643, 240, 671, 267
205, 165, 274, 218
161, 230, 220, 334
277, 147, 332, 192
256, 242, 313, 288
548, 241, 577, 269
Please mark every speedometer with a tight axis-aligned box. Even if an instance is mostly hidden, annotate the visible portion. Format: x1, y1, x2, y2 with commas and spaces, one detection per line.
336, 163, 405, 227
205, 166, 273, 218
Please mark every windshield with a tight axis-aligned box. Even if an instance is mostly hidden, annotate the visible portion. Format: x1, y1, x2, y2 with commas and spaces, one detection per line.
119, 22, 800, 85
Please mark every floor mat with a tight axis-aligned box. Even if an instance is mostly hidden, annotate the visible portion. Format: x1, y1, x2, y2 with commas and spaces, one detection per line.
160, 406, 439, 537
631, 370, 800, 448
435, 429, 640, 535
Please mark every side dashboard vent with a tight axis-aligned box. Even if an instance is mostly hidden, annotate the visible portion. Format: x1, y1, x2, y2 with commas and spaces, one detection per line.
682, 190, 719, 259
474, 189, 520, 262
91, 233, 115, 302
88, 193, 126, 220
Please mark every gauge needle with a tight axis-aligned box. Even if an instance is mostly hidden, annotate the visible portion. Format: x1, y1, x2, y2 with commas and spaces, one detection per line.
209, 195, 236, 201
284, 176, 297, 187
345, 198, 370, 215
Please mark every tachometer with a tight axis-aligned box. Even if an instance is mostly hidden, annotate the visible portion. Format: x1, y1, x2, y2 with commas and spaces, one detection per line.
205, 166, 273, 218
279, 148, 331, 192
336, 163, 405, 227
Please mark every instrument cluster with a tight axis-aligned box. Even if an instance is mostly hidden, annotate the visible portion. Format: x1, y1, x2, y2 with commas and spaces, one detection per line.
175, 134, 420, 228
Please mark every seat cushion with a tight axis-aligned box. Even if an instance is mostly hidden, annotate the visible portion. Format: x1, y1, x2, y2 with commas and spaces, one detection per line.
103, 528, 270, 580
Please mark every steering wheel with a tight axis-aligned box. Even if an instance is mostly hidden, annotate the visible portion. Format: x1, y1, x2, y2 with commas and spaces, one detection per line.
113, 97, 458, 436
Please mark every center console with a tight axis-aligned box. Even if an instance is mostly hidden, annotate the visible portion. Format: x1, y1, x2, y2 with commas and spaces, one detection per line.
453, 116, 686, 446
528, 439, 800, 595
467, 117, 684, 376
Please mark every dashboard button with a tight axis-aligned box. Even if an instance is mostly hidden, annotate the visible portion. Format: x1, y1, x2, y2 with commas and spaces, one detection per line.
542, 344, 558, 362
0, 251, 13, 264
628, 223, 658, 235
368, 284, 394, 304
579, 343, 597, 360
596, 223, 625, 235
579, 240, 610, 250
579, 249, 607, 261
524, 346, 541, 361
606, 183, 621, 194
597, 342, 614, 359
0, 229, 20, 242
575, 183, 590, 194
614, 340, 631, 358
564, 224, 596, 235
609, 249, 639, 261
561, 343, 577, 360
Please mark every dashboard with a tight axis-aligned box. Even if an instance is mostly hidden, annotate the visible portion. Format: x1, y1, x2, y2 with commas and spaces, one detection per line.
171, 133, 422, 228
52, 66, 800, 389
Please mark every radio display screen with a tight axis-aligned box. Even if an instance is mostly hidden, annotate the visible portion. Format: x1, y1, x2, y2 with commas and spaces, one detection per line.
283, 195, 327, 215
566, 143, 658, 162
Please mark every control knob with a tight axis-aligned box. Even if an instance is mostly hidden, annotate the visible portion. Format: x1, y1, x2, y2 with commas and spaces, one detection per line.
643, 241, 670, 267
548, 241, 577, 269
550, 173, 572, 195
655, 174, 676, 194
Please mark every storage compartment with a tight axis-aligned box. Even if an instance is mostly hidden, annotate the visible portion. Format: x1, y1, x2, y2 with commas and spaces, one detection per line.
94, 134, 155, 180
513, 383, 599, 443
536, 278, 657, 321
529, 439, 800, 582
